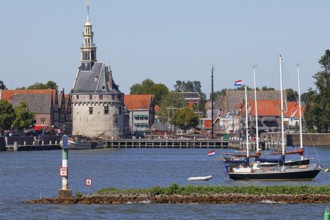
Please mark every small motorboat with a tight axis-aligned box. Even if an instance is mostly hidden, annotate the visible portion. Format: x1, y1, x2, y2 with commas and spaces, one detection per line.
187, 175, 212, 181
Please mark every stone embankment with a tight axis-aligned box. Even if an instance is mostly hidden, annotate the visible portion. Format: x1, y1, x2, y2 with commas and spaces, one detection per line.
28, 193, 330, 204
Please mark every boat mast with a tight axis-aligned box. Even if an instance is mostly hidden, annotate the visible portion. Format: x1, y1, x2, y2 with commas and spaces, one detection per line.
279, 55, 285, 158
245, 85, 249, 157
253, 66, 259, 152
211, 66, 214, 139
297, 64, 303, 160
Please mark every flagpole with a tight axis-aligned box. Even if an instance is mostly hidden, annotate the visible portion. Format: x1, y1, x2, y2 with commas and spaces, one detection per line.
211, 66, 214, 139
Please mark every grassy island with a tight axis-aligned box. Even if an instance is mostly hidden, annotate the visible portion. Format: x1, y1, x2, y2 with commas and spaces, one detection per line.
95, 183, 330, 196
28, 184, 330, 205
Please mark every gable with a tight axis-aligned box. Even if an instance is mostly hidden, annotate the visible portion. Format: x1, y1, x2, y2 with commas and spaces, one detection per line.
124, 94, 154, 110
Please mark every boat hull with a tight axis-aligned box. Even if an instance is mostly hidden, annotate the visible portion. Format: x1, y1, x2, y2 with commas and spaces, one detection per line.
228, 165, 321, 180
259, 158, 310, 167
62, 140, 104, 150
187, 175, 212, 181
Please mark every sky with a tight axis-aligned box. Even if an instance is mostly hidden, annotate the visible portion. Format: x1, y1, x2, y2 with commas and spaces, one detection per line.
1, 0, 330, 97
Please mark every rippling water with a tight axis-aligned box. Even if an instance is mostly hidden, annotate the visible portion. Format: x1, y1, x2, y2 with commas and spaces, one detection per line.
0, 146, 329, 219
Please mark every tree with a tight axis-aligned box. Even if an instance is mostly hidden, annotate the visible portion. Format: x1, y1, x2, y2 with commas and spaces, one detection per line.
304, 49, 330, 132
174, 80, 207, 115
172, 107, 199, 130
0, 100, 15, 132
261, 86, 275, 91
12, 101, 35, 131
286, 89, 298, 102
210, 89, 227, 101
0, 80, 7, 90
16, 81, 58, 90
130, 79, 169, 105
157, 92, 186, 124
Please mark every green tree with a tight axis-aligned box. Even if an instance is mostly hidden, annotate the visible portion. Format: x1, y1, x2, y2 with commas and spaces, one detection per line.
286, 89, 298, 102
157, 92, 186, 124
0, 80, 7, 90
0, 100, 15, 132
12, 101, 35, 131
172, 107, 199, 130
130, 79, 169, 105
304, 49, 330, 132
174, 80, 206, 116
261, 86, 275, 91
16, 81, 58, 90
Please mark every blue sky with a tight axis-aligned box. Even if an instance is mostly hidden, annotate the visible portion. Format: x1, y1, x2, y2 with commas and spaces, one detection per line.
1, 0, 329, 97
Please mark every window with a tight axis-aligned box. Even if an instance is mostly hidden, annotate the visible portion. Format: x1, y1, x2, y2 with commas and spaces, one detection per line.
112, 95, 115, 100
113, 114, 118, 124
89, 107, 93, 114
89, 95, 93, 100
104, 106, 109, 114
99, 94, 103, 100
76, 95, 79, 99
41, 118, 46, 124
119, 107, 122, 115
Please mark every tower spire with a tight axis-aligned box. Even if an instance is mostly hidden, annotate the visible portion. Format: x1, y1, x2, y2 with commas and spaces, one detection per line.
87, 5, 90, 22
80, 5, 97, 70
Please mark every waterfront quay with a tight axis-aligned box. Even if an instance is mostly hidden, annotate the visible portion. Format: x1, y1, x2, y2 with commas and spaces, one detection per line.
105, 139, 235, 149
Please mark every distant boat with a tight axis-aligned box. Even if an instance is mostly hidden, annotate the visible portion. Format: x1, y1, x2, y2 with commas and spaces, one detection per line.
187, 175, 212, 181
60, 136, 104, 150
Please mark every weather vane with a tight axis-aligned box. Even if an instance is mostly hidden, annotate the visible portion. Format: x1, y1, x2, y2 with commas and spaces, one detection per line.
85, 0, 91, 16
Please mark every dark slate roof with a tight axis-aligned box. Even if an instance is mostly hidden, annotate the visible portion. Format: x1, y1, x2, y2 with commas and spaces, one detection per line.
72, 62, 121, 94
11, 94, 52, 114
181, 92, 201, 100
150, 119, 168, 131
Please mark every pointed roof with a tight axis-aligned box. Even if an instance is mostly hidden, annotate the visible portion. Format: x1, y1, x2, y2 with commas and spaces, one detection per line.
124, 94, 154, 110
150, 119, 168, 131
72, 63, 120, 94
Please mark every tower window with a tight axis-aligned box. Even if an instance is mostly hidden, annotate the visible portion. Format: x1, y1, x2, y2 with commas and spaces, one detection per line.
104, 105, 109, 114
89, 107, 93, 114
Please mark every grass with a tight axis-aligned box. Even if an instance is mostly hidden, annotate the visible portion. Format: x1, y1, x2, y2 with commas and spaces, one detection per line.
96, 183, 330, 196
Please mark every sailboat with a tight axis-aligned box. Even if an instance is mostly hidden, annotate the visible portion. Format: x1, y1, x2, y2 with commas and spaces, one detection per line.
254, 64, 310, 167
227, 55, 322, 180
223, 80, 260, 167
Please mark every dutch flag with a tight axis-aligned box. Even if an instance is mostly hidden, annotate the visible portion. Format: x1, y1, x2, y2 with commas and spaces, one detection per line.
234, 80, 243, 86
208, 150, 216, 156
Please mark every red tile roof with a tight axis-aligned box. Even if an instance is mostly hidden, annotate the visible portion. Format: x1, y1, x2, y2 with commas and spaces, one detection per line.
124, 94, 154, 110
242, 100, 304, 117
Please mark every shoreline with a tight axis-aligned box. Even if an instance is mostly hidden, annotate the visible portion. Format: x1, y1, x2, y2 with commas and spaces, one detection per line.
28, 193, 330, 204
